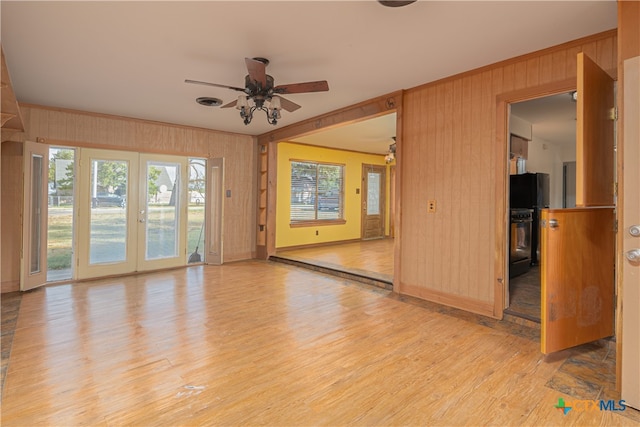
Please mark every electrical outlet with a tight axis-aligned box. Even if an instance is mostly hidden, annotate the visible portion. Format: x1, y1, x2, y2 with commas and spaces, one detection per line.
428, 200, 436, 213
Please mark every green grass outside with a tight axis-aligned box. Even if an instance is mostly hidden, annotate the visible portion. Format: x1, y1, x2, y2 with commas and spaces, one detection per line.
47, 205, 205, 270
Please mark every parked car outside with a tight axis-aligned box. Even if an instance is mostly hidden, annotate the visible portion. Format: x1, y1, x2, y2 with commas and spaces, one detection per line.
318, 194, 340, 211
190, 191, 205, 205
92, 193, 125, 208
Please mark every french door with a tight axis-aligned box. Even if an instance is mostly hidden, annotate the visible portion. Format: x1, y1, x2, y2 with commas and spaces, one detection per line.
76, 149, 188, 279
137, 153, 188, 271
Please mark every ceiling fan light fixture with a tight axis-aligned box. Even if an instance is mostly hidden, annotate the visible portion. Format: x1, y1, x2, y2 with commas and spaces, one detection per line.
269, 96, 281, 111
186, 56, 329, 126
385, 141, 397, 163
236, 95, 249, 109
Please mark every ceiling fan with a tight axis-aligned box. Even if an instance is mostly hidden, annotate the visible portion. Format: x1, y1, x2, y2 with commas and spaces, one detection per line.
185, 57, 329, 125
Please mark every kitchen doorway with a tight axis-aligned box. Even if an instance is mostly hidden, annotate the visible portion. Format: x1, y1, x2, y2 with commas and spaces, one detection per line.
506, 92, 577, 323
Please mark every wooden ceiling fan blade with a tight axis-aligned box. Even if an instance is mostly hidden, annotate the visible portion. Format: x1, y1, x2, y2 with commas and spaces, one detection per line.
273, 81, 329, 94
245, 57, 267, 88
185, 79, 245, 92
221, 99, 237, 109
274, 95, 301, 112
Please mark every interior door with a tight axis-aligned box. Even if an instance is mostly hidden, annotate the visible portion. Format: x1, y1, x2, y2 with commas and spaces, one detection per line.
621, 56, 640, 410
540, 208, 615, 354
576, 52, 615, 207
21, 141, 49, 290
137, 154, 188, 271
361, 164, 386, 240
540, 52, 616, 354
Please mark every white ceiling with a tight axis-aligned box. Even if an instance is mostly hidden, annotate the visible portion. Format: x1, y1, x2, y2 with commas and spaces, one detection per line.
1, 1, 617, 154
511, 92, 577, 147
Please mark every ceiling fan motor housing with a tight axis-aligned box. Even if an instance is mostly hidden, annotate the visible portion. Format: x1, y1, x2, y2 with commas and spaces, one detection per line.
245, 74, 275, 93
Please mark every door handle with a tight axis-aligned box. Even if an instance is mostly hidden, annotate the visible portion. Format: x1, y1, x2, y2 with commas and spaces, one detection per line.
629, 225, 640, 237
139, 218, 146, 223
625, 249, 640, 262
549, 219, 559, 229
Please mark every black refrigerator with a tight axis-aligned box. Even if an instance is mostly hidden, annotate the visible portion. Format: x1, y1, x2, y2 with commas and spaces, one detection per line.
510, 173, 550, 265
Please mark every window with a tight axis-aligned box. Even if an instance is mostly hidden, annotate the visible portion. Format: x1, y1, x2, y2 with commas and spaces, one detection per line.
290, 161, 344, 223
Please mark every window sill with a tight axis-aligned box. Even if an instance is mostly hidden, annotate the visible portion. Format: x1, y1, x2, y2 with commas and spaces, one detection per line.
290, 219, 346, 228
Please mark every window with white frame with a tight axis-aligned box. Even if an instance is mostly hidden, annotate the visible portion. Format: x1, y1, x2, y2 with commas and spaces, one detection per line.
290, 160, 344, 223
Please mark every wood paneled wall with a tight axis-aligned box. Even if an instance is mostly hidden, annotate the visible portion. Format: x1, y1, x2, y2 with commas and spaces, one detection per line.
1, 105, 256, 290
399, 30, 617, 318
1, 141, 23, 292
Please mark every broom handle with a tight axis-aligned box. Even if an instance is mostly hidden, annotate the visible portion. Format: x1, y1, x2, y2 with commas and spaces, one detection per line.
196, 222, 204, 248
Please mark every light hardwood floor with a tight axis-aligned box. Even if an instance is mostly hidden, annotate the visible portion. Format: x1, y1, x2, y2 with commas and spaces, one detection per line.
276, 239, 394, 283
1, 261, 638, 426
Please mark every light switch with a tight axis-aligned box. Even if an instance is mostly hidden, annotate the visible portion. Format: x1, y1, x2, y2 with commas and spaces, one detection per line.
428, 200, 436, 213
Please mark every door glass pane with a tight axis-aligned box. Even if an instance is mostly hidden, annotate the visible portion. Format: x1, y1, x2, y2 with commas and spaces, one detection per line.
30, 155, 43, 274
146, 161, 180, 260
187, 158, 206, 263
367, 172, 381, 215
89, 159, 128, 264
47, 148, 75, 281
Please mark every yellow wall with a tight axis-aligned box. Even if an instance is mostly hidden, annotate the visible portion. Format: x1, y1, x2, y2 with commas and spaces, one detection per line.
276, 142, 392, 249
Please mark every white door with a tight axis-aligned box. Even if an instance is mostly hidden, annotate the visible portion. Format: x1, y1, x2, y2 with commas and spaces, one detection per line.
21, 141, 49, 290
76, 149, 139, 279
137, 153, 188, 271
621, 56, 640, 411
77, 149, 188, 279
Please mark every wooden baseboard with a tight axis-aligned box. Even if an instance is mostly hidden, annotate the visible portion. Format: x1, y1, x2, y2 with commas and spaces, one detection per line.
276, 238, 375, 252
1, 280, 20, 293
223, 252, 254, 263
399, 282, 496, 319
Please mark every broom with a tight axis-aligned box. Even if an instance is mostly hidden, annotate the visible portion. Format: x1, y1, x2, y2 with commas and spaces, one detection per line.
188, 223, 204, 263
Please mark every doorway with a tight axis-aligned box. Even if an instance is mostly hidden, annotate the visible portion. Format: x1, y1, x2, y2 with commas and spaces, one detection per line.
562, 161, 577, 208
76, 150, 189, 279
22, 144, 212, 289
504, 53, 617, 350
272, 113, 397, 284
506, 92, 577, 322
361, 164, 386, 240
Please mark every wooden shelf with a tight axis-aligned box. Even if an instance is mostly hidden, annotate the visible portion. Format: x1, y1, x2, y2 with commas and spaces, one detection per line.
257, 144, 268, 248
